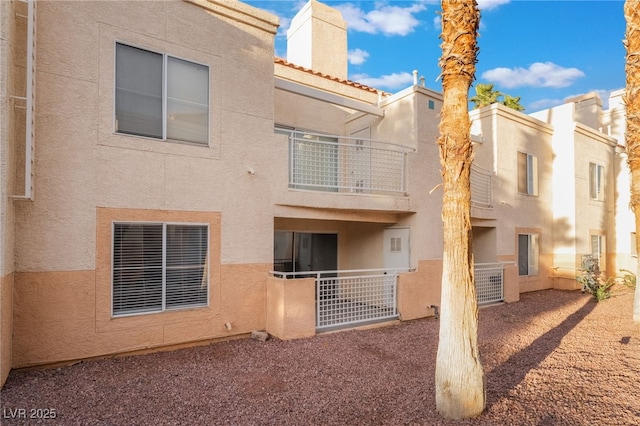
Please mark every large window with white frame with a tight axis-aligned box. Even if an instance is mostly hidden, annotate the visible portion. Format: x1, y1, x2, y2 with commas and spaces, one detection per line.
589, 162, 605, 201
517, 152, 538, 196
115, 43, 209, 145
518, 233, 539, 276
112, 222, 209, 316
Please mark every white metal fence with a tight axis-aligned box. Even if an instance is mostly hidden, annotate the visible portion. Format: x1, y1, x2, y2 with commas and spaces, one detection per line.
475, 263, 504, 305
287, 132, 411, 195
470, 164, 492, 207
272, 268, 403, 331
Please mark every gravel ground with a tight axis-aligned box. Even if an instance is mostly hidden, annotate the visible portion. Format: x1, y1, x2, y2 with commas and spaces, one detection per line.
2, 287, 639, 425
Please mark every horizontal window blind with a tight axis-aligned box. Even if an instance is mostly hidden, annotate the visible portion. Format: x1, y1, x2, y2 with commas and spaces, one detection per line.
113, 223, 208, 316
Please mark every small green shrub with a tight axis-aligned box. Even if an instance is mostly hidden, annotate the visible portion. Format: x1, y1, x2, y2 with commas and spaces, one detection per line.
576, 255, 613, 302
619, 269, 637, 290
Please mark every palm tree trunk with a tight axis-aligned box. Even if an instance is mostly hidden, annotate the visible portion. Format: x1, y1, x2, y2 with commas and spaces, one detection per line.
625, 0, 640, 323
435, 0, 485, 419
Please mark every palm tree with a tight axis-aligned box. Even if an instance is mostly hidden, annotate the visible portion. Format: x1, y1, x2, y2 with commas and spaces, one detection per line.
624, 0, 640, 323
435, 0, 485, 419
502, 95, 525, 112
470, 83, 502, 108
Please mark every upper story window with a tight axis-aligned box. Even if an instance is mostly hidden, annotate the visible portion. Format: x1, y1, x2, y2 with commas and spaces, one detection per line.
115, 43, 209, 145
589, 162, 605, 201
517, 152, 538, 196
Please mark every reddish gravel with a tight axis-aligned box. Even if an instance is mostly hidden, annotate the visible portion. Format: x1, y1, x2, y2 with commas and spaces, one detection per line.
2, 287, 639, 425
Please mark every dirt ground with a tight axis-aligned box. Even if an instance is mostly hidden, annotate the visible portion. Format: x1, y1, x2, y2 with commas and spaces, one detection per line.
2, 286, 639, 425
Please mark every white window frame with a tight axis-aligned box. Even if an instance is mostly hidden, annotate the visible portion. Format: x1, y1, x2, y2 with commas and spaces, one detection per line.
112, 221, 209, 317
518, 152, 538, 196
518, 233, 539, 276
591, 234, 606, 271
114, 42, 210, 145
589, 162, 605, 201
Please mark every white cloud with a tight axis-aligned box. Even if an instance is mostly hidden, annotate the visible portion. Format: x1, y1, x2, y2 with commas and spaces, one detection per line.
528, 98, 565, 112
351, 72, 414, 90
477, 0, 510, 11
528, 89, 617, 113
348, 48, 370, 65
433, 15, 441, 31
277, 16, 292, 37
482, 62, 585, 89
336, 2, 427, 36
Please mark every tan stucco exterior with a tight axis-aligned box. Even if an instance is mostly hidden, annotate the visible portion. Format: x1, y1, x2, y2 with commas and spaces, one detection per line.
266, 276, 316, 340
0, 0, 633, 387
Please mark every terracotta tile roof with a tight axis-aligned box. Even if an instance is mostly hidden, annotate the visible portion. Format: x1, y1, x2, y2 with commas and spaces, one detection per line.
274, 57, 387, 95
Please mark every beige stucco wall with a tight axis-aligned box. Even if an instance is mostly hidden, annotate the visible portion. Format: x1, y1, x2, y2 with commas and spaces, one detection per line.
10, 0, 279, 368
398, 259, 442, 321
532, 99, 618, 278
12, 207, 271, 367
471, 104, 555, 291
266, 276, 315, 340
1, 0, 26, 387
286, 0, 347, 80
574, 124, 617, 273
379, 87, 444, 264
14, 0, 278, 272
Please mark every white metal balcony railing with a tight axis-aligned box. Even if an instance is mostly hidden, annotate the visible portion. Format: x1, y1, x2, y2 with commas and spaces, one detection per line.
271, 268, 407, 331
475, 263, 504, 305
285, 132, 412, 195
470, 164, 492, 207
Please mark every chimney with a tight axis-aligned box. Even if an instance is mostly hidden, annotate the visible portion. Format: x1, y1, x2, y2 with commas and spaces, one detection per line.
286, 0, 348, 80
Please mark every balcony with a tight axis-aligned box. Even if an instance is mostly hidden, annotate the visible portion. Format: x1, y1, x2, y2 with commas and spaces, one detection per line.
270, 268, 406, 332
470, 163, 492, 208
283, 131, 412, 196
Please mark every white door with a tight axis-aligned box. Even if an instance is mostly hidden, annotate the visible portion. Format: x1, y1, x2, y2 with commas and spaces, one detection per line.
382, 227, 410, 308
383, 227, 410, 270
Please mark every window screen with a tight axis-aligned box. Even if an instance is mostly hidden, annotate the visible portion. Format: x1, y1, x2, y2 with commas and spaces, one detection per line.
518, 233, 539, 276
115, 44, 163, 139
518, 152, 538, 196
115, 43, 209, 145
589, 163, 604, 201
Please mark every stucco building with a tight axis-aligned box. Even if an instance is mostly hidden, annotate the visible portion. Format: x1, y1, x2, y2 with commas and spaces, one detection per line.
0, 0, 632, 387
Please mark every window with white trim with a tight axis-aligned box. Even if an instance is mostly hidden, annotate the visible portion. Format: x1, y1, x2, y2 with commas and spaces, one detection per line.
518, 233, 539, 276
517, 152, 538, 196
115, 43, 209, 144
112, 222, 209, 316
591, 234, 606, 271
589, 162, 605, 201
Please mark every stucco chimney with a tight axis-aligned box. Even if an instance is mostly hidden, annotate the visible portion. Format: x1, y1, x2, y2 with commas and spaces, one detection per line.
286, 0, 348, 80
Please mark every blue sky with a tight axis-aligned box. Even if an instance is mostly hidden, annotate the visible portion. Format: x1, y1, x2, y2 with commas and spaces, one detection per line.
245, 0, 627, 112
